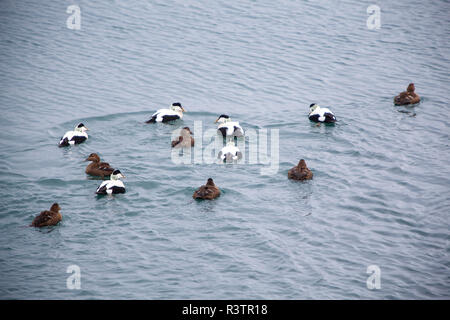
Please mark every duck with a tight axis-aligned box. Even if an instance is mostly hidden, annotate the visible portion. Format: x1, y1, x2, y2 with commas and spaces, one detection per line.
146, 102, 186, 123
218, 141, 243, 162
95, 169, 126, 195
288, 159, 313, 181
171, 127, 195, 148
215, 114, 244, 137
394, 83, 420, 105
308, 104, 336, 123
30, 203, 62, 227
193, 178, 221, 200
59, 123, 89, 147
85, 153, 115, 177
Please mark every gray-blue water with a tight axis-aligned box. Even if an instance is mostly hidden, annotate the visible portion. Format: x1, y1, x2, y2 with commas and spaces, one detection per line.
0, 0, 449, 299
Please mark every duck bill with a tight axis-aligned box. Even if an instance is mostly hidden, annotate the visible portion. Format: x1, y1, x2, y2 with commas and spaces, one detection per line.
181, 107, 186, 112
214, 119, 219, 123
120, 174, 126, 179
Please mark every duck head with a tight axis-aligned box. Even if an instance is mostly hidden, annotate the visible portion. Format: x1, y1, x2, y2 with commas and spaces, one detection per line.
85, 153, 100, 162
309, 104, 319, 113
215, 114, 230, 123
110, 169, 125, 180
206, 178, 215, 186
297, 159, 308, 170
170, 102, 185, 113
407, 83, 415, 92
75, 123, 89, 133
182, 127, 193, 134
50, 203, 61, 213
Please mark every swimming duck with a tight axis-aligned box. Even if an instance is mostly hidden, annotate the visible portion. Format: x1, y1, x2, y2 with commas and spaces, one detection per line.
59, 123, 89, 147
193, 178, 221, 200
288, 159, 313, 181
172, 127, 195, 148
218, 141, 243, 162
85, 153, 115, 178
30, 203, 62, 227
394, 83, 420, 105
308, 104, 336, 123
146, 102, 186, 123
215, 114, 244, 137
95, 170, 126, 195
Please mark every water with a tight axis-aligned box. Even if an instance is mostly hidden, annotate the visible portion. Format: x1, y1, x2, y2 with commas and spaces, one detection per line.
0, 0, 449, 299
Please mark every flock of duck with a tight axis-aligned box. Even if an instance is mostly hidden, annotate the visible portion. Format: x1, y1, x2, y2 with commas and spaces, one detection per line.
30, 83, 420, 227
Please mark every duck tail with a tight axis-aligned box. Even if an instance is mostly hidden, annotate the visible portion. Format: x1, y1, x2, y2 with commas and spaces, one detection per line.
96, 185, 107, 195
58, 137, 69, 147
324, 113, 336, 123
171, 136, 183, 148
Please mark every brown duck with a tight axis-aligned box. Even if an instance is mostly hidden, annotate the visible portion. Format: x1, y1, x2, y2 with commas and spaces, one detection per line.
193, 178, 221, 200
85, 153, 115, 177
30, 203, 62, 227
394, 83, 420, 105
172, 127, 195, 148
288, 159, 313, 181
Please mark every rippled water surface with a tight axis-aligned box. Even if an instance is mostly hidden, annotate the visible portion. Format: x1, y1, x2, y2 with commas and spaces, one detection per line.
0, 0, 449, 299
